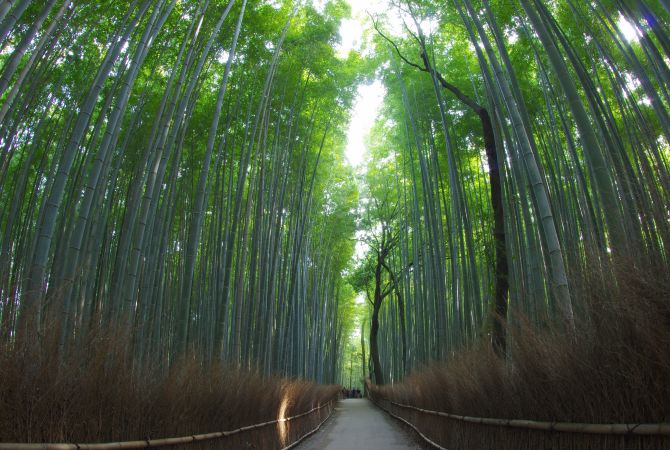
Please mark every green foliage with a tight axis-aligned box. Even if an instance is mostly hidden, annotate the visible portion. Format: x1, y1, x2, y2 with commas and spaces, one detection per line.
0, 0, 370, 384
1, 0, 668, 401
360, 0, 670, 384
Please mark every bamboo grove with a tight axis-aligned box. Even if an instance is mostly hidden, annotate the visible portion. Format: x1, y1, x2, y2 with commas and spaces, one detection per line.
1, 0, 669, 395
355, 0, 670, 385
0, 0, 364, 381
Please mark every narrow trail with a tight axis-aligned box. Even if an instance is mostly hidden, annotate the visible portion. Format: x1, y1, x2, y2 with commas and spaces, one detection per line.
298, 398, 424, 449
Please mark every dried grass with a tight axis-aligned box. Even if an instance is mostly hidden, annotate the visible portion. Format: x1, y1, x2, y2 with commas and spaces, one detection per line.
369, 257, 670, 449
0, 320, 339, 448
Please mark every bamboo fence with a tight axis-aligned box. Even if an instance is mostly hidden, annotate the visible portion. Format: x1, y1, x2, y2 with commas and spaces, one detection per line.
385, 400, 670, 436
370, 392, 670, 450
0, 398, 337, 450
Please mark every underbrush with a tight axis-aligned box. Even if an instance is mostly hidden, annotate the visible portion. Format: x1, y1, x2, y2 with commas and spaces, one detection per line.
0, 322, 339, 448
369, 258, 670, 448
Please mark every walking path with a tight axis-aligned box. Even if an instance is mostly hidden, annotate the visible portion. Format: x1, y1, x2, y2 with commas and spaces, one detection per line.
298, 398, 424, 449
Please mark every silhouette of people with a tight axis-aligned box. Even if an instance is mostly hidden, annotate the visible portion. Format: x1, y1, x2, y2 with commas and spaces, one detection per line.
341, 388, 363, 398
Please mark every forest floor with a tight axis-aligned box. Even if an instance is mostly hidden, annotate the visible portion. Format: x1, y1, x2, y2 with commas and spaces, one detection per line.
297, 398, 425, 449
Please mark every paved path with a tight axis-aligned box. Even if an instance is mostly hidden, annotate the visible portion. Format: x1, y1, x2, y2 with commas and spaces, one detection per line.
297, 398, 424, 450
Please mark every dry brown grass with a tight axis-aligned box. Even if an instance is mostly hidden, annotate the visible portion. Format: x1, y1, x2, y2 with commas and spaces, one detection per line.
369, 257, 670, 449
0, 321, 339, 448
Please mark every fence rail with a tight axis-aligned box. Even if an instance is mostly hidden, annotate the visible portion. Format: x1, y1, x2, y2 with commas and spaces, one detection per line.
368, 381, 670, 450
386, 400, 670, 436
281, 399, 335, 450
0, 399, 336, 450
370, 397, 447, 450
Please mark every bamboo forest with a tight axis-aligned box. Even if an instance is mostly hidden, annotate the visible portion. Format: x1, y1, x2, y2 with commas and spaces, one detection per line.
0, 0, 669, 449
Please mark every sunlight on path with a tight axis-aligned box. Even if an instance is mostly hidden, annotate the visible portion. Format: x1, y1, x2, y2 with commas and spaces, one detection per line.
298, 398, 423, 450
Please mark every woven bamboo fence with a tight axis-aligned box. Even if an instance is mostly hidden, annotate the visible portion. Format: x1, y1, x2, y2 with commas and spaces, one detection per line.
369, 393, 670, 450
0, 398, 336, 450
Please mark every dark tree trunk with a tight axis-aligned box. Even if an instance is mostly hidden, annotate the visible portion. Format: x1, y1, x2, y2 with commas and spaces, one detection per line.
419, 52, 509, 355
361, 320, 367, 396
396, 287, 407, 374
370, 254, 385, 385
480, 107, 509, 355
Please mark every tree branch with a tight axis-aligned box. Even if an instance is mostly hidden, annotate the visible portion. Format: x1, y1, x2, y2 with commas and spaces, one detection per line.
366, 289, 373, 306
381, 282, 394, 299
371, 6, 484, 114
369, 12, 425, 72
381, 259, 398, 282
419, 51, 483, 112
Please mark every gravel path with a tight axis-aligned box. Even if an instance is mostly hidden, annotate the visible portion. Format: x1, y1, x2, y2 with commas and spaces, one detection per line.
297, 398, 424, 450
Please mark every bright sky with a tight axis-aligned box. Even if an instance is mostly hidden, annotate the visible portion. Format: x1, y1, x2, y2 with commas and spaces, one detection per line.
334, 7, 641, 170
337, 1, 393, 168
344, 82, 385, 166
335, 0, 393, 272
336, 0, 439, 168
617, 14, 639, 42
